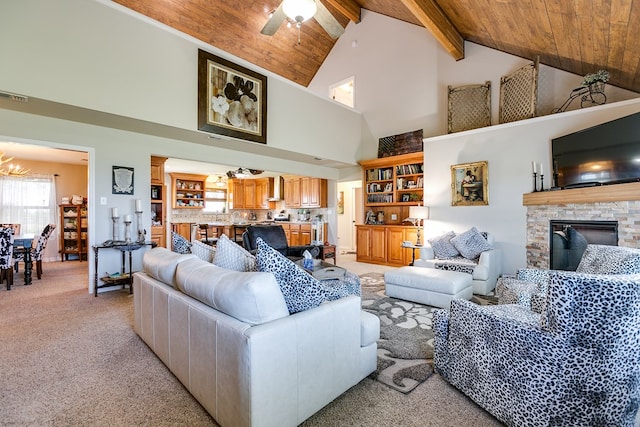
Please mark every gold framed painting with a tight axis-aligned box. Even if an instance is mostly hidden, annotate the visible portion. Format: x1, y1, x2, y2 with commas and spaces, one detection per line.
197, 49, 267, 144
451, 161, 488, 206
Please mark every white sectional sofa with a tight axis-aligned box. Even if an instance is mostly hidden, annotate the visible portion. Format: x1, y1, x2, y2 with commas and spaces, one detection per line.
133, 247, 379, 427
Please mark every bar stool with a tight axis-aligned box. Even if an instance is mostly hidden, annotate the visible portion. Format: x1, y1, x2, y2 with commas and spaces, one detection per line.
198, 224, 218, 246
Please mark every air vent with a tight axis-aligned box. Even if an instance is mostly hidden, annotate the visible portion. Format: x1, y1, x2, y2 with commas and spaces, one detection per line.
0, 91, 28, 103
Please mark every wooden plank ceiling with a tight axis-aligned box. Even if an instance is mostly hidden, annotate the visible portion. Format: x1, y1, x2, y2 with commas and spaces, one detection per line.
114, 0, 640, 93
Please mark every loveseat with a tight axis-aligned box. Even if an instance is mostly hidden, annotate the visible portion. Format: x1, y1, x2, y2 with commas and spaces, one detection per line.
133, 247, 379, 427
434, 270, 640, 427
414, 228, 501, 295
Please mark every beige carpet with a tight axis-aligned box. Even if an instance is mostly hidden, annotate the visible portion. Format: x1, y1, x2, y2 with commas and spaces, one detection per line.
0, 262, 503, 426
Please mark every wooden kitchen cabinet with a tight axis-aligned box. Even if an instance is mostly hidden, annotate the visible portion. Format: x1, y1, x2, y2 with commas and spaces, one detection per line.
151, 156, 166, 185
284, 176, 327, 208
243, 179, 256, 209
229, 179, 244, 209
171, 173, 206, 209
281, 223, 312, 246
229, 177, 273, 210
284, 177, 301, 208
255, 177, 272, 209
171, 223, 194, 242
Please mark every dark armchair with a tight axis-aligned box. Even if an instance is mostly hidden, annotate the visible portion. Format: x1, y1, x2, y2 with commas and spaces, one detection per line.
242, 225, 320, 260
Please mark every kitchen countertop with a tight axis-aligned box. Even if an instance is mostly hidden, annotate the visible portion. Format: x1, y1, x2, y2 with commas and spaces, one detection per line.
172, 221, 313, 226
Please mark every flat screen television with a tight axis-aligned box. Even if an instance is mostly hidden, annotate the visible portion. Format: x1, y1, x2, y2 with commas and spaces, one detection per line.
552, 112, 640, 188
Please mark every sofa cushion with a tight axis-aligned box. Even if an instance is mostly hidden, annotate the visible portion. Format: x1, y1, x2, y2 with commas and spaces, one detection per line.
576, 244, 640, 274
451, 227, 492, 260
213, 234, 256, 272
428, 231, 460, 259
142, 247, 197, 287
255, 238, 327, 314
191, 240, 216, 263
175, 257, 289, 325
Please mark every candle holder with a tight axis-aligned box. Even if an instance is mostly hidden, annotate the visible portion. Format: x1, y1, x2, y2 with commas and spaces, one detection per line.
532, 172, 538, 192
124, 218, 132, 243
111, 216, 120, 241
539, 174, 545, 192
135, 210, 145, 243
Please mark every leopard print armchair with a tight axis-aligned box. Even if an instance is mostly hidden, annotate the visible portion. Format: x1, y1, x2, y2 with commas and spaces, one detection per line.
497, 244, 640, 313
434, 270, 640, 427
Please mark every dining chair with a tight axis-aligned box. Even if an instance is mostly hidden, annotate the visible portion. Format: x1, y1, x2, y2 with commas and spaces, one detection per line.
1, 224, 20, 235
14, 223, 56, 280
0, 226, 15, 290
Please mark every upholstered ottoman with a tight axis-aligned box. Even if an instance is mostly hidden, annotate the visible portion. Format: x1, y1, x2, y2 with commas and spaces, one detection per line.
384, 266, 473, 308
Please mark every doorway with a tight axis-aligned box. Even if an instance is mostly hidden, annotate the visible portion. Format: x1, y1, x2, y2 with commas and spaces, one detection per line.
337, 180, 361, 254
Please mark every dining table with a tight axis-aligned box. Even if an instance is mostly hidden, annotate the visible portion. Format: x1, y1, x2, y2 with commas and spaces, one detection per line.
13, 233, 34, 288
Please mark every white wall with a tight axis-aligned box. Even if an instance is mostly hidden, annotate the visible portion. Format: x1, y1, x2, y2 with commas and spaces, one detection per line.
310, 10, 639, 145
422, 98, 640, 274
0, 0, 364, 166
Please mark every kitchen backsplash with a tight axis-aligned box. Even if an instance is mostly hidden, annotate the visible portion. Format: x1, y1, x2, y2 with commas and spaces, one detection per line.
170, 205, 329, 223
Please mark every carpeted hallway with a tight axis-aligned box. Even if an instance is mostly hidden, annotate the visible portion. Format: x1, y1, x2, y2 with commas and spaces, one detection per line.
0, 260, 502, 426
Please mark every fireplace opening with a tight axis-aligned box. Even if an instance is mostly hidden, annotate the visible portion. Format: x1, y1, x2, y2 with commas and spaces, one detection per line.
549, 220, 618, 271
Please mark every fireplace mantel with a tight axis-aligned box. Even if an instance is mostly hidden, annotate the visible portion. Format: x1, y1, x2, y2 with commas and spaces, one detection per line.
522, 182, 640, 205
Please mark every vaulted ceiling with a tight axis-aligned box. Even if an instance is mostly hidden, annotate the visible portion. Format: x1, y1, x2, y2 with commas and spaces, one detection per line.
114, 0, 640, 93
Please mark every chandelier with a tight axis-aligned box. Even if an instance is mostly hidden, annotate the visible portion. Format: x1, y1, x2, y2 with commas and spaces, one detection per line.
0, 152, 30, 176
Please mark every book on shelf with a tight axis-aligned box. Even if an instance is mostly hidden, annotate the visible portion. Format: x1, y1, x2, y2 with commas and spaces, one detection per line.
395, 163, 423, 176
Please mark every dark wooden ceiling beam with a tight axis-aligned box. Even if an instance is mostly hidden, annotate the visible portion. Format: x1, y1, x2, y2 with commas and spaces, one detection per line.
399, 0, 465, 60
324, 0, 361, 23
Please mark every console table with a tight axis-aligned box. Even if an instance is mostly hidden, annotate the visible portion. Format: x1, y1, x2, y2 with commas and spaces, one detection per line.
92, 241, 156, 297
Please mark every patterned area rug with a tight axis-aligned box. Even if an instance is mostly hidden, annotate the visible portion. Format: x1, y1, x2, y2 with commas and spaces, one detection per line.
358, 272, 497, 394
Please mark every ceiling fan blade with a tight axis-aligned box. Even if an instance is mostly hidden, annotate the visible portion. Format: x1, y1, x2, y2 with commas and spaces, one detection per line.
261, 3, 286, 36
314, 1, 345, 39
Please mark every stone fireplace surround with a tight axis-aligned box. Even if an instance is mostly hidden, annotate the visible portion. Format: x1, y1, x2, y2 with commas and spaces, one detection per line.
523, 182, 640, 269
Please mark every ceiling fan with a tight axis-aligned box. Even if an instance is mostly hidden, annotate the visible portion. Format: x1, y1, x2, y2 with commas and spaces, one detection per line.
261, 0, 345, 41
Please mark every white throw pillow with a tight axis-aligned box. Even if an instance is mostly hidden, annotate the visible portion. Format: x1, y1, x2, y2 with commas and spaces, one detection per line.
213, 234, 256, 272
191, 240, 216, 263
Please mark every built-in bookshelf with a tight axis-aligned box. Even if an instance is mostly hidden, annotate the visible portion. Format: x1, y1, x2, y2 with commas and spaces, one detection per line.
360, 152, 424, 207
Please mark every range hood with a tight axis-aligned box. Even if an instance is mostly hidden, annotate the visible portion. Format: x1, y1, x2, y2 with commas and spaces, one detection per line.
268, 176, 284, 201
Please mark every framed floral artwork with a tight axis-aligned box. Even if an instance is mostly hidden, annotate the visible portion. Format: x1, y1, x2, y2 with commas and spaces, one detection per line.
198, 49, 267, 144
451, 161, 488, 206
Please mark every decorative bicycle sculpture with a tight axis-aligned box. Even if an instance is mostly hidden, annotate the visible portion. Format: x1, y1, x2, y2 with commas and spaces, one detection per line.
553, 70, 609, 113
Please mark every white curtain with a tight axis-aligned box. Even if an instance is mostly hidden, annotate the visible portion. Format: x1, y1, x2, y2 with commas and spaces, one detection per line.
0, 174, 58, 257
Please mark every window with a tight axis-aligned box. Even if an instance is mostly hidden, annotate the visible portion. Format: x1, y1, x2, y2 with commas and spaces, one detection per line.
0, 174, 57, 234
329, 76, 355, 108
203, 188, 227, 213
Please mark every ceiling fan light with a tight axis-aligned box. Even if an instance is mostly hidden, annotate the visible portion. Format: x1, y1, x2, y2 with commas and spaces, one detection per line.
282, 0, 317, 23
